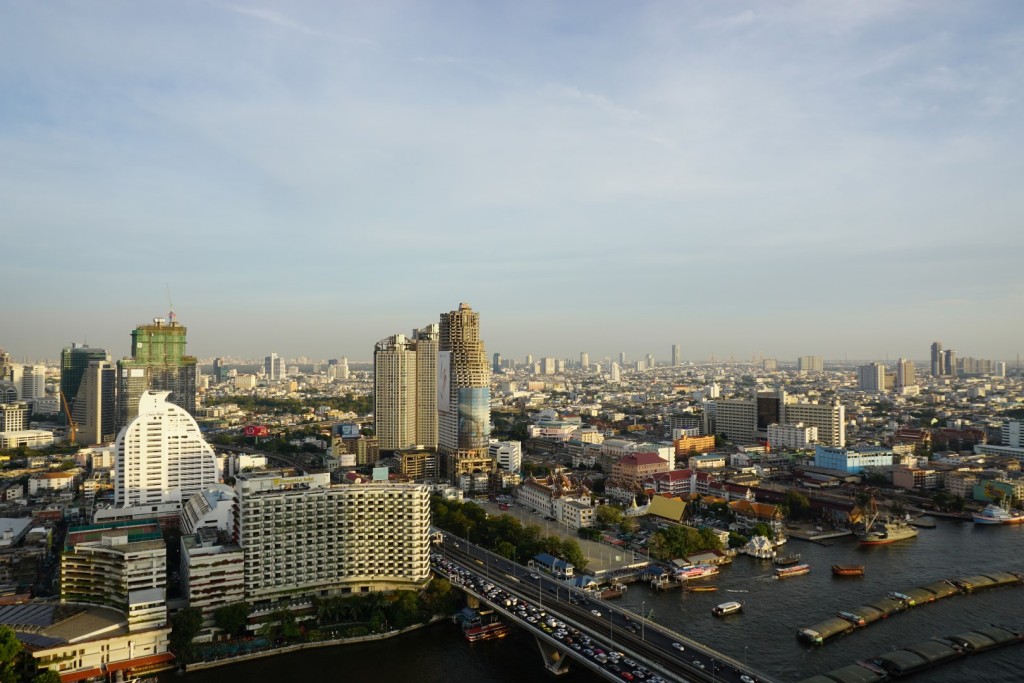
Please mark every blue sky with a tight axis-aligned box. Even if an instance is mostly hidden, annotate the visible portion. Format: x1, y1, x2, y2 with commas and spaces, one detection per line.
2, 1, 1022, 363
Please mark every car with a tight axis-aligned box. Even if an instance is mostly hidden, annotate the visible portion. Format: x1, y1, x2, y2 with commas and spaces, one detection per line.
692, 660, 705, 670
740, 677, 756, 683
591, 609, 602, 617
671, 642, 685, 651
529, 573, 540, 580
620, 673, 634, 681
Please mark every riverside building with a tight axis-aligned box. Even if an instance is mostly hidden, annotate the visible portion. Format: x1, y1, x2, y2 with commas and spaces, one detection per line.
233, 471, 431, 606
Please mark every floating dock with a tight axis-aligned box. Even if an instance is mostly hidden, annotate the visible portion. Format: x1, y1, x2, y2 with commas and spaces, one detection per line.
798, 571, 1022, 645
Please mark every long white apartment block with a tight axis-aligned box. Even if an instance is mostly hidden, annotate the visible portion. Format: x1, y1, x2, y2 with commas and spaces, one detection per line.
233, 471, 431, 605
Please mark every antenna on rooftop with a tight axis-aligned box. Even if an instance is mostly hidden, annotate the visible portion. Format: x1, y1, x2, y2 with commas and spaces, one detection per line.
166, 283, 176, 323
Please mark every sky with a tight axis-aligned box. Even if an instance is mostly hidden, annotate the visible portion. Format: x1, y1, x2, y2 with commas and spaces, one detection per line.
2, 1, 1023, 363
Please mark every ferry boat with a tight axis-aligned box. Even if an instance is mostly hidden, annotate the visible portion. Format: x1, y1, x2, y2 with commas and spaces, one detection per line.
676, 565, 719, 581
464, 622, 510, 642
712, 601, 742, 617
972, 500, 1024, 525
775, 564, 811, 579
773, 553, 802, 566
832, 564, 865, 577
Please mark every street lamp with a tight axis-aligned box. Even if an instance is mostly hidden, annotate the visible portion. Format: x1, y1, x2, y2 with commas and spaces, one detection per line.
641, 601, 645, 640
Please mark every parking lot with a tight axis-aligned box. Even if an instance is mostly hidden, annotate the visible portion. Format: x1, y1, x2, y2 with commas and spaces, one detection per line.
473, 499, 647, 574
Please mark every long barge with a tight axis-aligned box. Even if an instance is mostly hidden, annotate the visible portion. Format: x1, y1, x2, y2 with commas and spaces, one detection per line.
797, 623, 1023, 681
798, 571, 1023, 645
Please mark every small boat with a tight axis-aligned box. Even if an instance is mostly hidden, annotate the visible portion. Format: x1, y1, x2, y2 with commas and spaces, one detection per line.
676, 565, 719, 580
712, 601, 742, 616
775, 564, 811, 579
832, 564, 865, 577
774, 553, 802, 566
837, 611, 867, 627
687, 586, 719, 592
972, 500, 1024, 525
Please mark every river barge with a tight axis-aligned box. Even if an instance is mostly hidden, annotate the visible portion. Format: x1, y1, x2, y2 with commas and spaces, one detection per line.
797, 624, 1023, 682
798, 571, 1023, 646
831, 564, 864, 577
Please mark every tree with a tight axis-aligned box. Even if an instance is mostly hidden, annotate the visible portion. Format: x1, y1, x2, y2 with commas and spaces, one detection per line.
33, 671, 62, 683
595, 505, 624, 528
169, 608, 204, 662
0, 625, 21, 683
213, 602, 250, 638
783, 491, 811, 520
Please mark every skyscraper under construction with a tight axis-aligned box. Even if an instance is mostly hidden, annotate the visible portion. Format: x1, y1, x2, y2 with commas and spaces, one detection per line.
116, 314, 197, 430
438, 303, 495, 486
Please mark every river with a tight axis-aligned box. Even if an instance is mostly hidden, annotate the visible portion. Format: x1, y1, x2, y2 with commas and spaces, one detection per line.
167, 519, 1023, 683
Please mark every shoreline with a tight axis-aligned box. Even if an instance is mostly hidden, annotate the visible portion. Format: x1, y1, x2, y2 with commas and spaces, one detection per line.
181, 616, 447, 673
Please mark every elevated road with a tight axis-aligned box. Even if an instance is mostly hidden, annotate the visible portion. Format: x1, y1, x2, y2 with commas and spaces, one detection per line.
436, 530, 776, 683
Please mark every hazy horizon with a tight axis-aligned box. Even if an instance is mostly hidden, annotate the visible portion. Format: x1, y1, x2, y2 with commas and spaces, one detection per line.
3, 2, 1022, 362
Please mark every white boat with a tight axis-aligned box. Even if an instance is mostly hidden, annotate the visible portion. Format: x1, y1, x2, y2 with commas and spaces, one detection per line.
972, 499, 1024, 525
712, 601, 742, 616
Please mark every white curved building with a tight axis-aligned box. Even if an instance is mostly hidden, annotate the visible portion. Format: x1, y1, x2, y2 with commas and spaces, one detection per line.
114, 391, 218, 507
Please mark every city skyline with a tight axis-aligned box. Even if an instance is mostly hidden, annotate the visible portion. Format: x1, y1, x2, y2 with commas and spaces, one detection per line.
3, 2, 1023, 360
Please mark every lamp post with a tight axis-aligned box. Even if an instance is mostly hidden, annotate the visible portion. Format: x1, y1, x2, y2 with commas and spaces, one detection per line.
641, 601, 646, 640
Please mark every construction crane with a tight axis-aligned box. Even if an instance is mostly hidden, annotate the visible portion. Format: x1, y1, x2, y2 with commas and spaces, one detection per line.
60, 390, 78, 445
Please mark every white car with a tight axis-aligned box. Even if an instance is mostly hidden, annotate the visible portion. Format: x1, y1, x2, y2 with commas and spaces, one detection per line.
671, 642, 685, 651
591, 609, 602, 617
692, 660, 705, 670
740, 677, 756, 683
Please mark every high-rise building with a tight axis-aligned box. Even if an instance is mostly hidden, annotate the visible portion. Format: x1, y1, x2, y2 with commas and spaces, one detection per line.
797, 355, 824, 374
114, 391, 218, 508
234, 471, 431, 602
374, 334, 418, 452
645, 353, 654, 370
580, 352, 589, 370
610, 362, 621, 382
212, 357, 225, 383
896, 358, 916, 390
943, 349, 956, 377
931, 341, 944, 377
60, 344, 110, 422
264, 352, 285, 380
73, 360, 116, 444
116, 316, 197, 429
619, 352, 627, 364
489, 440, 522, 472
671, 344, 681, 367
858, 363, 886, 392
373, 325, 438, 453
492, 353, 502, 373
541, 357, 556, 375
20, 364, 47, 401
762, 358, 778, 372
783, 398, 845, 448
438, 303, 494, 484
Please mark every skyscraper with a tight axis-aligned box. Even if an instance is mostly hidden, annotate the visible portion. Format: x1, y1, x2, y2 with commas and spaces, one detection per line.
931, 341, 944, 377
116, 315, 197, 429
212, 357, 225, 383
20, 364, 47, 400
580, 352, 589, 370
492, 353, 502, 373
374, 334, 418, 452
73, 360, 116, 445
114, 390, 217, 507
896, 358, 916, 390
60, 344, 110, 422
373, 325, 439, 453
672, 344, 681, 367
264, 352, 285, 380
943, 349, 957, 377
438, 303, 494, 484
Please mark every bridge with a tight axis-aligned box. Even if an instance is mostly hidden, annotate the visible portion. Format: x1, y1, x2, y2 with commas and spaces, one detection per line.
436, 531, 777, 683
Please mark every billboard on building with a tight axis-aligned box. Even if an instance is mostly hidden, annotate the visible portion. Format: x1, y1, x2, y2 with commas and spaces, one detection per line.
334, 423, 360, 438
437, 351, 451, 412
457, 387, 489, 449
243, 425, 270, 437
